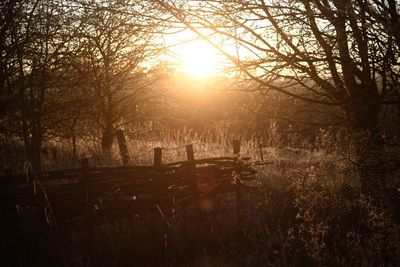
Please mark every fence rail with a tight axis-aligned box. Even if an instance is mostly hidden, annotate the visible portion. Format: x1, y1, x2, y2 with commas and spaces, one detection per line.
2, 141, 257, 228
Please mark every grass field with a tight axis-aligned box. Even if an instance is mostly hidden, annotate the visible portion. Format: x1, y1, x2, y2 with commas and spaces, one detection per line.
2, 127, 400, 266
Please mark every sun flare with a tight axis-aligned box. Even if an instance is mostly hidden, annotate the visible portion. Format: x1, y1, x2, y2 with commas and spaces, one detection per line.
179, 40, 219, 78
164, 29, 234, 78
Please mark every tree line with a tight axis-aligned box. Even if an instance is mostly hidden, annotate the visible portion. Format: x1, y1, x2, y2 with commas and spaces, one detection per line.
1, 0, 400, 201
0, 0, 168, 170
156, 0, 400, 199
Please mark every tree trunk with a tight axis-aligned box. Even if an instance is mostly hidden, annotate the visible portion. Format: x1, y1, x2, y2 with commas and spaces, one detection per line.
347, 89, 385, 202
30, 141, 42, 172
115, 129, 130, 166
355, 127, 385, 200
101, 124, 114, 161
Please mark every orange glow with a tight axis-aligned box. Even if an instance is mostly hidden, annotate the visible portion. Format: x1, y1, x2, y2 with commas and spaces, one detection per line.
164, 29, 228, 78
179, 40, 220, 78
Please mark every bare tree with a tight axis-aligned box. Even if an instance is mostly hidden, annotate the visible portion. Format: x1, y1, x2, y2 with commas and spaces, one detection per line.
1, 0, 80, 171
1, 0, 165, 169
155, 0, 400, 196
71, 0, 160, 161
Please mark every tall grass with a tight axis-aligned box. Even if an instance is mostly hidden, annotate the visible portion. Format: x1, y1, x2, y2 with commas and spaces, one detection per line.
4, 124, 400, 266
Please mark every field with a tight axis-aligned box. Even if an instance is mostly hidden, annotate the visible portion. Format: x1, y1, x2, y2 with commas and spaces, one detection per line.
3, 127, 400, 267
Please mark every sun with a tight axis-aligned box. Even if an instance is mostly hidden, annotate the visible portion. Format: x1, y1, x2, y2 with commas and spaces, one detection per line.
164, 29, 232, 78
179, 40, 219, 78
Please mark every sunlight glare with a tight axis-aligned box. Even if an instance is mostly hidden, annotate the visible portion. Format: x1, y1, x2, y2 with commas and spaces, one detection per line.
179, 40, 219, 78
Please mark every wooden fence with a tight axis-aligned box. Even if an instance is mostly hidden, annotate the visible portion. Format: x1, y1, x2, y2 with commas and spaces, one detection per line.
1, 141, 257, 229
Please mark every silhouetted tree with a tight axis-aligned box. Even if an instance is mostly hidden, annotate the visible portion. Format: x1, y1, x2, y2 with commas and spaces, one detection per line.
1, 0, 163, 169
71, 0, 160, 160
0, 0, 79, 171
156, 0, 400, 197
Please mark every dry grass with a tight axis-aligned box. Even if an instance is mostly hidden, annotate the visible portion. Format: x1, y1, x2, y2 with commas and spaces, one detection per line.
3, 125, 400, 266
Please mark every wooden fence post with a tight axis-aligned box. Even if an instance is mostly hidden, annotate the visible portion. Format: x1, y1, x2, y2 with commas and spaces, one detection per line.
233, 139, 241, 156
185, 144, 197, 191
186, 144, 194, 162
80, 158, 89, 171
154, 147, 162, 167
152, 147, 164, 264
258, 140, 264, 162
115, 129, 130, 166
79, 158, 92, 265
